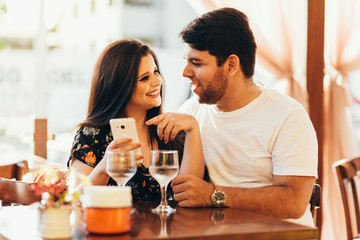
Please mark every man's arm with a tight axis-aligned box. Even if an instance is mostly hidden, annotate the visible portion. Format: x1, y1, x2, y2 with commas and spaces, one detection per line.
146, 113, 204, 178
172, 174, 315, 219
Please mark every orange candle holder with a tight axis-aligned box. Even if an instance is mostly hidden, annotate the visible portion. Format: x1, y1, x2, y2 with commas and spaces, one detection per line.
82, 186, 132, 234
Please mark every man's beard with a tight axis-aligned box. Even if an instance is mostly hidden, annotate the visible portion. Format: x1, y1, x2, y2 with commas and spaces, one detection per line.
198, 67, 228, 104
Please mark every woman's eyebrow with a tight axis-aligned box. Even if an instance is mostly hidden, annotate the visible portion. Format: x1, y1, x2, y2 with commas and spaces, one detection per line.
138, 71, 149, 79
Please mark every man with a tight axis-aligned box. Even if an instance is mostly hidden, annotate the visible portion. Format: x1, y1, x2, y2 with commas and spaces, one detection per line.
171, 7, 318, 226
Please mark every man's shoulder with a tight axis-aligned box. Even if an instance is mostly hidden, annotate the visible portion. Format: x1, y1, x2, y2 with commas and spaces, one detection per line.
261, 87, 306, 112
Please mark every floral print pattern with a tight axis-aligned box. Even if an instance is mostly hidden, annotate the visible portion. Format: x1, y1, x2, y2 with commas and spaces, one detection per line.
68, 125, 163, 202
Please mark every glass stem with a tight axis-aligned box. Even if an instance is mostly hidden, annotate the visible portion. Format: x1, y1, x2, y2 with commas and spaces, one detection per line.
160, 184, 167, 206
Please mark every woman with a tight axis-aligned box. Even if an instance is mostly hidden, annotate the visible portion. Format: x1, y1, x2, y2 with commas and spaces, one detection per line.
67, 39, 204, 202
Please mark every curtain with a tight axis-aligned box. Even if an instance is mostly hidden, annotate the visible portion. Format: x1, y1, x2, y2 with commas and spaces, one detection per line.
185, 0, 309, 110
322, 0, 360, 239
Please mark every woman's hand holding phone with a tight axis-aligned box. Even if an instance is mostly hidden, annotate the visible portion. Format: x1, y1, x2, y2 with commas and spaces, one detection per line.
106, 138, 144, 162
110, 118, 142, 156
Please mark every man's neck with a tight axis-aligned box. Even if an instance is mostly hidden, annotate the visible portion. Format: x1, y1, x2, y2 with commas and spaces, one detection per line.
215, 78, 262, 112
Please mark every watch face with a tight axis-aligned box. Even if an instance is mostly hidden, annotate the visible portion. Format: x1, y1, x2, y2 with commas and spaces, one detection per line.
211, 191, 226, 206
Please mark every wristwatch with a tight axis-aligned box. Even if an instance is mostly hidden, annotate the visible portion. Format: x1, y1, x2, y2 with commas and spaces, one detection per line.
210, 185, 226, 207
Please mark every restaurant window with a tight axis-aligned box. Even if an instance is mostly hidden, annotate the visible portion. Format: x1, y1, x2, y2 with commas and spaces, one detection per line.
0, 0, 197, 165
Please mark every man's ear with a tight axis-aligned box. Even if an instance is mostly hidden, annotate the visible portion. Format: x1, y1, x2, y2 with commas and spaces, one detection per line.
226, 54, 240, 77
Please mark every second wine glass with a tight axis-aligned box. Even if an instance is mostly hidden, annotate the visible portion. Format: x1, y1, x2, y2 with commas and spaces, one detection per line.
149, 150, 179, 214
106, 149, 137, 187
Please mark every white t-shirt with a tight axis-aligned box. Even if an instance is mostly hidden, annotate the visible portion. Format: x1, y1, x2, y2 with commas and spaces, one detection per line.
178, 87, 318, 226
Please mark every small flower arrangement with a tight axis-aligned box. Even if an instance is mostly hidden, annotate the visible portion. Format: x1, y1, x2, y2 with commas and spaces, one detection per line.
31, 168, 87, 208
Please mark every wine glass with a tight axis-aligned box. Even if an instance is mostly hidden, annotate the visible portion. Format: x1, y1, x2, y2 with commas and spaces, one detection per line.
106, 149, 137, 187
149, 150, 179, 213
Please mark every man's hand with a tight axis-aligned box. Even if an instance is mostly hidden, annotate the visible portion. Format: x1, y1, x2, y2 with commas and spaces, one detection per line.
146, 113, 198, 143
171, 175, 214, 207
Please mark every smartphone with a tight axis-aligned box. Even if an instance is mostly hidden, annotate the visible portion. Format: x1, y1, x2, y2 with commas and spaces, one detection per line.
109, 117, 142, 156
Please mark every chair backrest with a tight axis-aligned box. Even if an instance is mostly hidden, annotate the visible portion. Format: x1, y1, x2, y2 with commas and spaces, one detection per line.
333, 157, 360, 240
0, 160, 31, 206
0, 177, 41, 205
34, 118, 48, 159
0, 160, 29, 181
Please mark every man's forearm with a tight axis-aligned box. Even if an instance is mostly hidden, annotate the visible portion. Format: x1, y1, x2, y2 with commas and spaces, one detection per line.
222, 176, 315, 219
179, 124, 204, 178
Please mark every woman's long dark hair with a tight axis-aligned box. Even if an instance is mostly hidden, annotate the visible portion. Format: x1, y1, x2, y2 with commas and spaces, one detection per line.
80, 39, 184, 158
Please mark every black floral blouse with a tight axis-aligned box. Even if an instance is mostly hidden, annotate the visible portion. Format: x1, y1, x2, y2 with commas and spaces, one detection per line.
67, 124, 184, 202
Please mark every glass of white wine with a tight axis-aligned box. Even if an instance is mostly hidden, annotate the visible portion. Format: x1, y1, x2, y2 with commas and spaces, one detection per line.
106, 149, 137, 187
149, 150, 179, 214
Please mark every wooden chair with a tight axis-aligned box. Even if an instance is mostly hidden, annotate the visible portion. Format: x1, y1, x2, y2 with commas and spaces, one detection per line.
33, 118, 48, 159
0, 160, 32, 206
0, 160, 29, 181
333, 157, 360, 240
0, 178, 41, 206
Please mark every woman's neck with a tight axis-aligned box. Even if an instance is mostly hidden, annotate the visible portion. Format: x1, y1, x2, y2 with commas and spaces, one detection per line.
124, 109, 147, 129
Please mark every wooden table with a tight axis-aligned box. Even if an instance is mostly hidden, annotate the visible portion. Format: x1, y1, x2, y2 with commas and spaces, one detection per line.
0, 152, 63, 174
0, 203, 318, 240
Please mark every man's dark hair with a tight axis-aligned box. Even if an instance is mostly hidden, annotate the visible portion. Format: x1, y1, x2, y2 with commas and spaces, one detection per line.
179, 7, 257, 78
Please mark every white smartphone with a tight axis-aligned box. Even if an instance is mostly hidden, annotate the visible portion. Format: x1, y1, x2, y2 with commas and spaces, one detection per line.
109, 117, 142, 156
